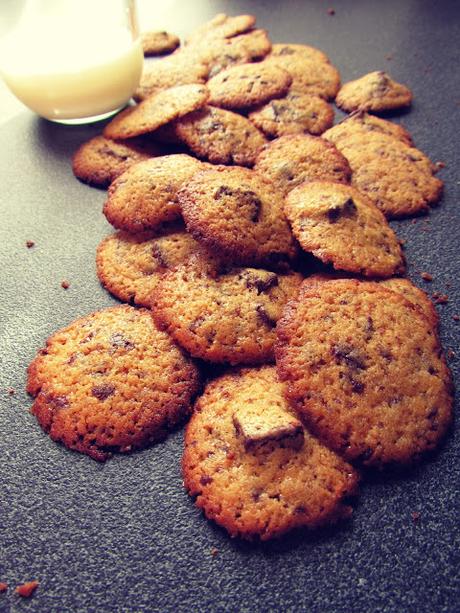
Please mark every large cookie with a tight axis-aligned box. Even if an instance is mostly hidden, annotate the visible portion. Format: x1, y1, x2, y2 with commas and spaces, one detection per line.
96, 228, 202, 306
172, 105, 267, 166
285, 181, 404, 277
179, 166, 297, 266
254, 134, 351, 196
323, 111, 413, 146
151, 257, 302, 365
27, 306, 200, 462
141, 31, 180, 56
72, 136, 162, 188
336, 71, 412, 113
249, 92, 334, 138
103, 154, 206, 232
183, 366, 359, 540
104, 84, 209, 139
276, 279, 453, 467
185, 13, 256, 46
207, 62, 292, 109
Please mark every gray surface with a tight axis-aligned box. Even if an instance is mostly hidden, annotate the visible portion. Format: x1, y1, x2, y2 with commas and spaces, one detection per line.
1, 1, 460, 611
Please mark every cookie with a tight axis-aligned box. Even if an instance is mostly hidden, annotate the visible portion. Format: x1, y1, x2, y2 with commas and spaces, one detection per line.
380, 278, 439, 328
185, 13, 256, 46
276, 279, 453, 467
182, 366, 359, 540
284, 181, 404, 277
323, 111, 413, 146
326, 131, 443, 218
336, 71, 413, 113
179, 166, 297, 266
96, 228, 202, 306
104, 84, 209, 139
254, 134, 351, 196
207, 62, 292, 110
103, 154, 206, 232
151, 257, 302, 365
141, 31, 180, 56
27, 305, 200, 462
249, 92, 334, 138
172, 105, 267, 166
134, 54, 209, 101
72, 135, 162, 188
265, 44, 340, 99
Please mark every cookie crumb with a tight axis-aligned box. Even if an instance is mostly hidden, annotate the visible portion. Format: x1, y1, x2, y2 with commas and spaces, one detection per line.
385, 53, 393, 61
435, 161, 446, 170
453, 314, 459, 321
61, 280, 71, 290
7, 387, 16, 396
0, 583, 7, 593
447, 349, 456, 360
26, 240, 35, 248
210, 547, 219, 557
411, 511, 421, 523
327, 8, 335, 15
432, 292, 448, 305
420, 272, 433, 282
15, 581, 39, 598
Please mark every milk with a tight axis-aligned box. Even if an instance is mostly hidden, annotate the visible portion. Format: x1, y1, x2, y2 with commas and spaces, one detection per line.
1, 3, 143, 121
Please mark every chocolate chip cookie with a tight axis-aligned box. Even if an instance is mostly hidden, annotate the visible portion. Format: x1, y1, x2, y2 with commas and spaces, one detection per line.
336, 71, 413, 113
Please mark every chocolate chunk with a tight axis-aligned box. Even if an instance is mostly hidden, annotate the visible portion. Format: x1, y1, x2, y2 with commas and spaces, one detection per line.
326, 197, 357, 223
243, 271, 278, 293
332, 344, 367, 371
91, 384, 116, 401
256, 304, 277, 328
110, 333, 135, 351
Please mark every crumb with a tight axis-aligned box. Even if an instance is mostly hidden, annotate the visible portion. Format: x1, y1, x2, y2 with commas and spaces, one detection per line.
7, 387, 16, 396
447, 349, 456, 360
26, 240, 35, 248
435, 161, 446, 170
210, 547, 219, 557
411, 511, 421, 523
432, 292, 448, 305
398, 238, 406, 248
411, 219, 417, 225
385, 54, 393, 61
327, 8, 335, 15
0, 583, 7, 593
15, 581, 39, 598
453, 314, 459, 321
446, 282, 452, 289
420, 272, 433, 282
61, 280, 71, 289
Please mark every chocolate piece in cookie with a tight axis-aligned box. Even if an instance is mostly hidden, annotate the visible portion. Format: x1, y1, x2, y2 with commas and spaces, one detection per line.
249, 92, 334, 138
207, 62, 292, 110
141, 30, 180, 56
27, 306, 200, 461
151, 256, 302, 365
185, 13, 256, 46
324, 111, 413, 146
336, 71, 412, 113
284, 181, 404, 277
179, 166, 297, 266
254, 134, 351, 196
104, 84, 209, 139
183, 365, 359, 540
72, 135, 162, 188
172, 105, 267, 166
276, 279, 453, 467
103, 154, 206, 232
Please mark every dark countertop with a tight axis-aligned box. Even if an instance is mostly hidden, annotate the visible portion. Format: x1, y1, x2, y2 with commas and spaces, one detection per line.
1, 1, 459, 611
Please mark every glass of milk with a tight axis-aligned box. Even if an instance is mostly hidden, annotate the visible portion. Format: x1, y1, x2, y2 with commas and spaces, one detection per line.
0, 0, 144, 123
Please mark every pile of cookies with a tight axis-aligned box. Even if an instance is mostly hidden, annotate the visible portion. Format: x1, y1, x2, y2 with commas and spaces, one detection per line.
28, 13, 453, 541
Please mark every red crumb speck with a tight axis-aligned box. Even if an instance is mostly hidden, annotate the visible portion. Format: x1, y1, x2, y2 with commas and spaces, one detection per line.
453, 314, 460, 321
447, 349, 456, 360
411, 511, 421, 523
327, 8, 335, 15
0, 582, 7, 593
26, 240, 35, 248
210, 547, 219, 557
411, 219, 417, 225
420, 272, 433, 282
385, 53, 393, 61
16, 581, 39, 598
61, 280, 71, 289
7, 387, 16, 396
435, 161, 446, 170
432, 292, 449, 305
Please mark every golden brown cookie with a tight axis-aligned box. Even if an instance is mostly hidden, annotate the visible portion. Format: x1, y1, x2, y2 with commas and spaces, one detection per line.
323, 111, 413, 146
71, 135, 162, 188
249, 92, 334, 138
172, 105, 267, 166
276, 279, 453, 467
151, 256, 302, 365
103, 84, 209, 139
183, 366, 359, 540
96, 227, 202, 306
103, 154, 206, 232
185, 13, 256, 46
284, 181, 404, 277
254, 134, 351, 196
268, 43, 330, 64
141, 30, 180, 56
179, 166, 297, 267
336, 71, 413, 113
27, 306, 201, 462
207, 62, 292, 109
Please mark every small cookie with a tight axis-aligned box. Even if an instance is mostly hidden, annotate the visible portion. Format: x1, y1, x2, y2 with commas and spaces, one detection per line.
323, 111, 413, 146
380, 278, 439, 328
134, 54, 209, 101
179, 166, 297, 266
72, 136, 162, 188
254, 134, 351, 196
285, 181, 404, 277
151, 257, 302, 365
249, 92, 334, 137
103, 154, 206, 232
172, 105, 267, 167
104, 84, 209, 139
268, 43, 331, 65
96, 228, 202, 306
141, 30, 180, 56
185, 13, 256, 46
183, 366, 359, 540
336, 71, 412, 113
27, 306, 200, 461
276, 279, 453, 467
207, 62, 292, 110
